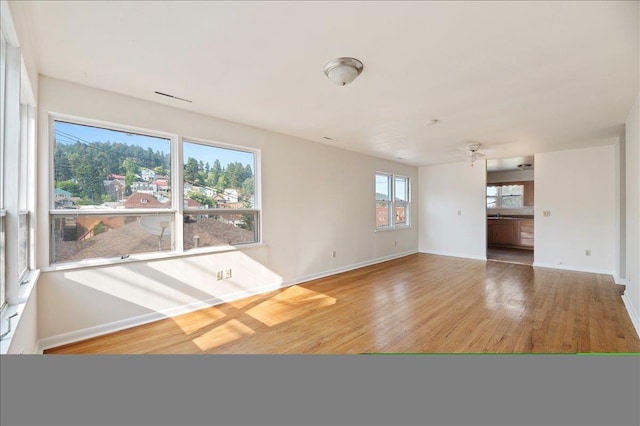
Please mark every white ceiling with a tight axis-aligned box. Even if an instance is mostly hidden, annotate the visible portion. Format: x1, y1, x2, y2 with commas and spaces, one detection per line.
18, 1, 639, 166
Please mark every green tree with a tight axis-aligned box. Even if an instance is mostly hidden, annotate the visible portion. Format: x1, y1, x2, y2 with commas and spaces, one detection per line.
54, 148, 73, 182
210, 159, 222, 185
56, 180, 81, 197
125, 171, 136, 187
122, 158, 139, 175
184, 157, 199, 183
154, 165, 167, 176
186, 191, 216, 208
216, 175, 228, 192
241, 177, 254, 199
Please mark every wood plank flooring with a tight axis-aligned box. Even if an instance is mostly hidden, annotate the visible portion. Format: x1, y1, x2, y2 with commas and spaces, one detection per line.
487, 246, 534, 265
45, 253, 640, 354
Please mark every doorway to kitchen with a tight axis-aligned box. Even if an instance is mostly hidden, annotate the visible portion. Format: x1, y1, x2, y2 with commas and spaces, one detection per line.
486, 157, 534, 266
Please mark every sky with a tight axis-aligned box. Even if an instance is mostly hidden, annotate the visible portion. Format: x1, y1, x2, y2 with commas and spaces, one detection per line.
54, 120, 254, 168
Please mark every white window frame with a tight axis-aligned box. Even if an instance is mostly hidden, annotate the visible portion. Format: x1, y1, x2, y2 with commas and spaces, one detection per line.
486, 184, 525, 209
375, 172, 411, 230
182, 137, 261, 250
1, 10, 37, 314
48, 115, 262, 268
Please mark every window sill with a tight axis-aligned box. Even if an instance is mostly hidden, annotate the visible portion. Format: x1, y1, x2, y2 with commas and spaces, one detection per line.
375, 225, 412, 232
0, 269, 39, 355
42, 242, 267, 272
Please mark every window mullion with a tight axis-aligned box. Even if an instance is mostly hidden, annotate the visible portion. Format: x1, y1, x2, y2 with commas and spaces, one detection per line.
174, 135, 184, 252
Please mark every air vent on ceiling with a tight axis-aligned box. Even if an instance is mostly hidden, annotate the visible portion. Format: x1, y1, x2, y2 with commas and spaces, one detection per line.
154, 91, 192, 103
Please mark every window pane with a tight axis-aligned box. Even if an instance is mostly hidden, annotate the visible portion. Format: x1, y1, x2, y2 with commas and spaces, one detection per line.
375, 174, 391, 201
53, 121, 171, 210
183, 212, 258, 249
183, 141, 255, 209
395, 176, 408, 202
51, 214, 174, 263
487, 196, 498, 208
501, 185, 523, 196
18, 213, 28, 279
501, 195, 523, 208
395, 203, 408, 225
486, 186, 498, 197
376, 201, 391, 228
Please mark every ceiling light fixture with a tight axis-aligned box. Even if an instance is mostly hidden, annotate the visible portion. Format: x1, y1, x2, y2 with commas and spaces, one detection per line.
426, 119, 439, 125
323, 57, 364, 86
517, 163, 533, 171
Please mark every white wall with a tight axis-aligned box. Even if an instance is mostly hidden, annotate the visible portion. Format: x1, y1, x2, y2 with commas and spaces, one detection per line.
418, 161, 487, 260
36, 77, 419, 348
534, 145, 616, 274
624, 94, 640, 334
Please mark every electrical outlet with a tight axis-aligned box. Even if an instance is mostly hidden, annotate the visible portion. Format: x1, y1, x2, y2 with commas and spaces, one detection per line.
585, 249, 591, 256
225, 269, 232, 279
332, 250, 336, 258
216, 271, 223, 280
543, 210, 551, 217
457, 210, 462, 216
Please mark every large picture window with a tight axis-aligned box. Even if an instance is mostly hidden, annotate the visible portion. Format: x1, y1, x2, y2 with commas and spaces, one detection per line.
50, 119, 260, 265
375, 173, 410, 230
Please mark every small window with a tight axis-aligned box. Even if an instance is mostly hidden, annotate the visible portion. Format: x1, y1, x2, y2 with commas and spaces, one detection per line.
487, 184, 524, 209
376, 173, 410, 229
376, 173, 392, 228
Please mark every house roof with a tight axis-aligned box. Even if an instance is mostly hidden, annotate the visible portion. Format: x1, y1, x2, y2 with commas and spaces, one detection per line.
120, 192, 167, 208
53, 216, 254, 262
54, 188, 72, 197
184, 198, 202, 208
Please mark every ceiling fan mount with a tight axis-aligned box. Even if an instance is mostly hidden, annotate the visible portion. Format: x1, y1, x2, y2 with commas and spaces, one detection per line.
460, 143, 485, 166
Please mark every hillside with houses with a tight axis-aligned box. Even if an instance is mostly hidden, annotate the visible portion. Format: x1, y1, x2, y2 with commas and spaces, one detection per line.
52, 139, 256, 261
54, 141, 254, 210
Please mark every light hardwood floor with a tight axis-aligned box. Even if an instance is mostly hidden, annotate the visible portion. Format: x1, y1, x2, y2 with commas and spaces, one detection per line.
487, 246, 534, 265
45, 253, 640, 354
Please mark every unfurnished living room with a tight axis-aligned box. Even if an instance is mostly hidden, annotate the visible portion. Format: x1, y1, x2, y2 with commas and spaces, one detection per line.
1, 2, 639, 355
2, 2, 640, 425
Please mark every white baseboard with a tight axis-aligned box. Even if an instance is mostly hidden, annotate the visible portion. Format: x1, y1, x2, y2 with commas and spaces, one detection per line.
419, 249, 487, 261
38, 250, 418, 351
532, 262, 615, 276
614, 275, 629, 285
621, 291, 640, 339
282, 250, 418, 287
38, 282, 284, 351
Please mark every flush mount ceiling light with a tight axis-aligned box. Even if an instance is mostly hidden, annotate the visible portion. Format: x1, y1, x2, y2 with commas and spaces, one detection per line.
323, 57, 364, 86
517, 163, 533, 171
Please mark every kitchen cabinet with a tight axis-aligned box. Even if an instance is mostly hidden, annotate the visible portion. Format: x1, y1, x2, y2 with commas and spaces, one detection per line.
487, 218, 534, 249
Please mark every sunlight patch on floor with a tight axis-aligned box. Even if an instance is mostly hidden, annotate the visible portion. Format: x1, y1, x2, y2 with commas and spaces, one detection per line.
172, 308, 227, 335
192, 319, 255, 352
245, 286, 336, 327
